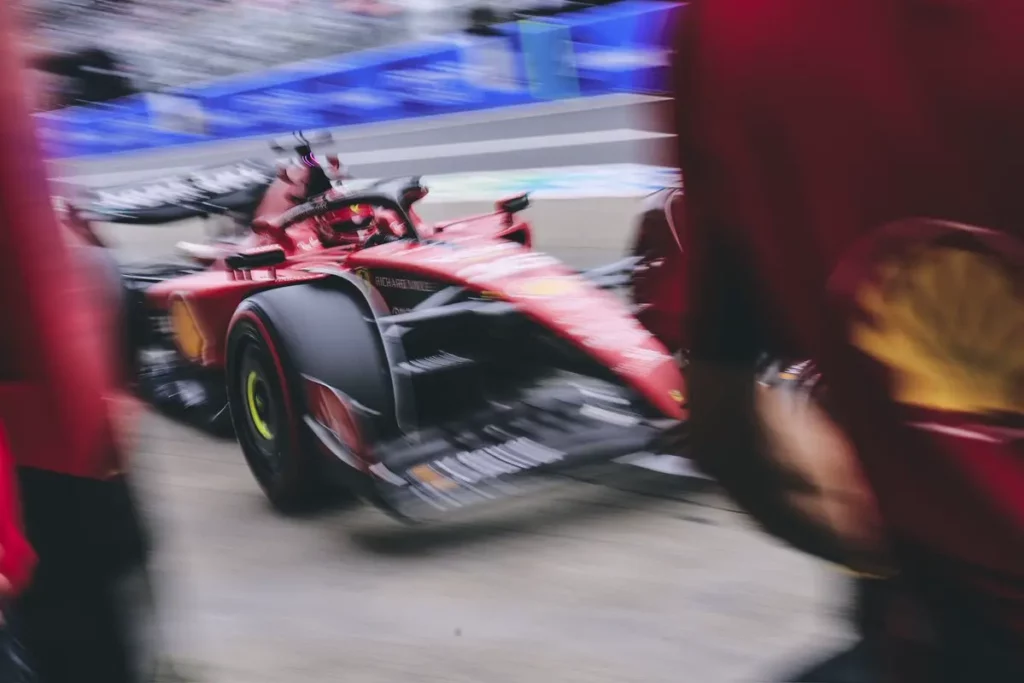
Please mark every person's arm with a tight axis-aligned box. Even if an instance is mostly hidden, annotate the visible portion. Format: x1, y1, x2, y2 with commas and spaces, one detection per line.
674, 5, 868, 569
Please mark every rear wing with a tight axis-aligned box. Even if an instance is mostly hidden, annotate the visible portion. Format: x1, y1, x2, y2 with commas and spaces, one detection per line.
76, 160, 276, 224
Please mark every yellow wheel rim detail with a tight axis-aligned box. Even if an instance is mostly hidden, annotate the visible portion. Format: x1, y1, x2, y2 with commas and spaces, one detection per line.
246, 370, 274, 440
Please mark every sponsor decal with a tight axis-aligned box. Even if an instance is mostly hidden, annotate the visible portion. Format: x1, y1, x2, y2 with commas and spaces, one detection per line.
457, 252, 561, 282
237, 89, 318, 119
383, 62, 473, 106
373, 275, 436, 292
190, 164, 271, 194
849, 238, 1024, 415
556, 308, 658, 354
92, 163, 271, 211
168, 295, 206, 362
408, 464, 459, 492
406, 438, 566, 493
322, 87, 396, 110
94, 180, 201, 211
669, 389, 684, 404
507, 275, 586, 299
297, 236, 320, 252
396, 351, 471, 375
613, 347, 676, 379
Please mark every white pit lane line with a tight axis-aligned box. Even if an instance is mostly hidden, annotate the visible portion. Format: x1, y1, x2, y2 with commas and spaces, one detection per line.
53, 131, 675, 188
615, 453, 709, 479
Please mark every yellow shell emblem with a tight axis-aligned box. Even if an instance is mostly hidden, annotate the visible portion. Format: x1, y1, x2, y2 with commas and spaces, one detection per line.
851, 246, 1024, 415
169, 298, 205, 361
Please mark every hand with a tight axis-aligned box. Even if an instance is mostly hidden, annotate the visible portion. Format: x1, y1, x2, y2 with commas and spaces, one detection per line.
756, 383, 894, 576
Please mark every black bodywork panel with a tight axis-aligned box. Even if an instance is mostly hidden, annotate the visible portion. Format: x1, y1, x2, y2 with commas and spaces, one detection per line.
80, 160, 276, 225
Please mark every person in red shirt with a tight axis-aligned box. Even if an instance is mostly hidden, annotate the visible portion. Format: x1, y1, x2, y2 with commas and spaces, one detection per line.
0, 424, 37, 683
675, 0, 1024, 680
1, 3, 159, 682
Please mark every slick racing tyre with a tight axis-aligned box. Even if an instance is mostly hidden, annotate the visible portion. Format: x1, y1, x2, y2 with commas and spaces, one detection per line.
226, 283, 395, 513
227, 305, 319, 513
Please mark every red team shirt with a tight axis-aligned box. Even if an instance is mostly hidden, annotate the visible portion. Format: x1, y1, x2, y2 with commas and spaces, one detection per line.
676, 0, 1024, 669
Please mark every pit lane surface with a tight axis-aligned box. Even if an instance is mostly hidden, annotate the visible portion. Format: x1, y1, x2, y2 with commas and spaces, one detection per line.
101, 198, 852, 683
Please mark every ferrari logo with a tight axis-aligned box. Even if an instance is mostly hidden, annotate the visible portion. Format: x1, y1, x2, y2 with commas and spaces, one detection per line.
354, 268, 373, 286
669, 389, 684, 404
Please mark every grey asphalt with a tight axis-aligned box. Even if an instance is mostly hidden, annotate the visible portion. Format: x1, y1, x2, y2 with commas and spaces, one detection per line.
73, 97, 849, 683
99, 202, 851, 683
137, 413, 849, 683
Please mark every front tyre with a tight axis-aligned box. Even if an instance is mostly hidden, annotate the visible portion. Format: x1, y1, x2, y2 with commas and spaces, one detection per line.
226, 306, 327, 513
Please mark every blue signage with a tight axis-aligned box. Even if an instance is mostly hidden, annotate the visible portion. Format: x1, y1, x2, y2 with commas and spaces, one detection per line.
40, 0, 680, 158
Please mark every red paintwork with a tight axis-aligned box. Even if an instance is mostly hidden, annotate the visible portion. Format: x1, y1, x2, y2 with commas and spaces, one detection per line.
630, 188, 687, 355
303, 377, 369, 473
0, 2, 125, 481
349, 237, 685, 419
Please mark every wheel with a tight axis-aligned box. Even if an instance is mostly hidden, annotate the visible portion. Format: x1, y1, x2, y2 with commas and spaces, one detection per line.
228, 315, 308, 511
226, 283, 396, 513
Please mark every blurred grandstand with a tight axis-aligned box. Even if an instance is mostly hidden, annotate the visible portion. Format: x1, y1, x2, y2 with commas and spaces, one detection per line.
23, 0, 410, 97
20, 0, 630, 110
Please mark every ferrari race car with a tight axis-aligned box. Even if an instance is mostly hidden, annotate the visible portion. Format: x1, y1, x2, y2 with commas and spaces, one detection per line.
75, 150, 686, 519
72, 132, 535, 432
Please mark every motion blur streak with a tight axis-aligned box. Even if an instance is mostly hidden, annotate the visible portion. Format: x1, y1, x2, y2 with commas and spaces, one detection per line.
0, 1, 126, 477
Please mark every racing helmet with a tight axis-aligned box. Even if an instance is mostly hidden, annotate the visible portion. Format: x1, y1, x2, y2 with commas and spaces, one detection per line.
315, 203, 375, 246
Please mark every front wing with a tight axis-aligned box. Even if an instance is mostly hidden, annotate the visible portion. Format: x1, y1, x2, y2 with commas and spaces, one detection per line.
310, 377, 686, 522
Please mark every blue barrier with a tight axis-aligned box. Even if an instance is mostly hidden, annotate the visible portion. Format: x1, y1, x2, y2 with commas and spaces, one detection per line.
43, 0, 680, 158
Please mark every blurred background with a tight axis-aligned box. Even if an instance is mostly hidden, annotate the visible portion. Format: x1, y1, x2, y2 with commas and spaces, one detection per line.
17, 2, 852, 682
23, 0, 658, 115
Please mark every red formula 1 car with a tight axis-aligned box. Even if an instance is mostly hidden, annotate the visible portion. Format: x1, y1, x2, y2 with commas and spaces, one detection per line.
93, 171, 685, 518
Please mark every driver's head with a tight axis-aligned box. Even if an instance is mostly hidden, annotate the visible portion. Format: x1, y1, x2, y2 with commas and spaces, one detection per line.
315, 204, 374, 247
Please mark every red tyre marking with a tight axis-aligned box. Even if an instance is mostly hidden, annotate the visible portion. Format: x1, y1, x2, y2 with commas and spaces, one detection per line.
230, 308, 300, 459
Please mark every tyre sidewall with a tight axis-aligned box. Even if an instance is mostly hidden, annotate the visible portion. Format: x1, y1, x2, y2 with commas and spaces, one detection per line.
227, 307, 313, 512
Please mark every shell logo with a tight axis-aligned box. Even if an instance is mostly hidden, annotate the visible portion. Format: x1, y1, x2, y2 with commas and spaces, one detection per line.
169, 297, 205, 361
669, 389, 684, 404
508, 276, 586, 299
850, 244, 1024, 415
